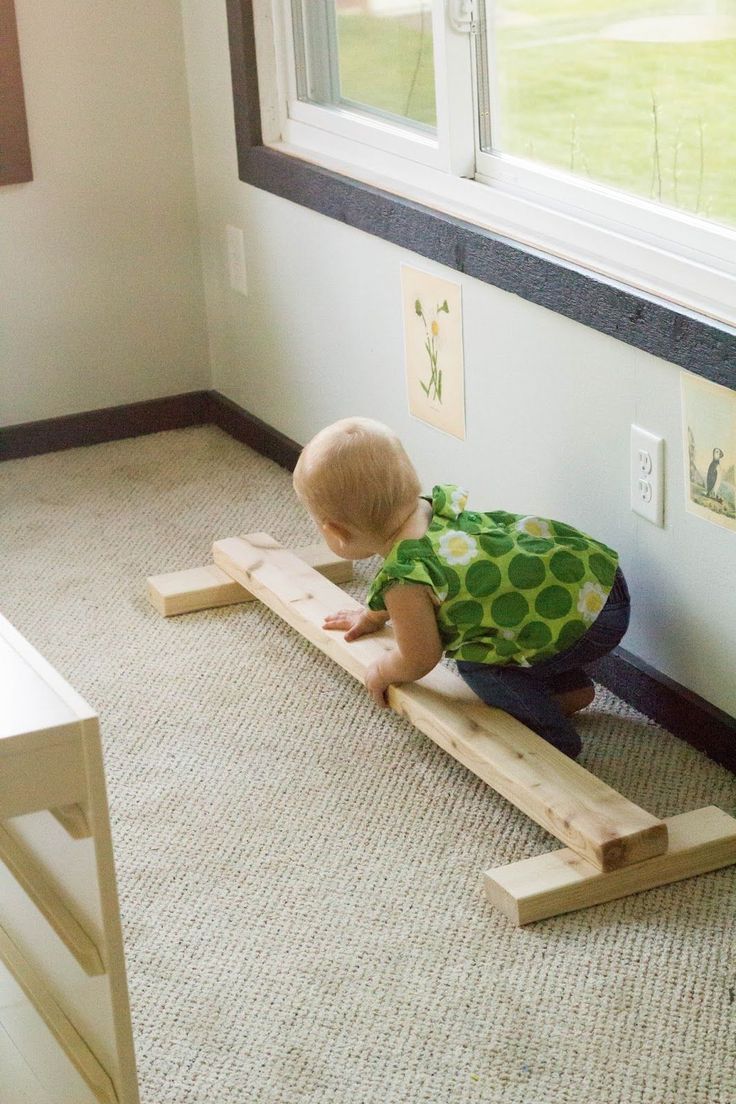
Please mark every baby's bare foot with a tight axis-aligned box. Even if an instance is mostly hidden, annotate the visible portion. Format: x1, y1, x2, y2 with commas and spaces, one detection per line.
554, 685, 596, 716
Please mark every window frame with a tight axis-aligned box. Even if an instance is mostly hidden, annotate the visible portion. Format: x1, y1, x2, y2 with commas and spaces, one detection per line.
274, 0, 476, 174
226, 0, 736, 392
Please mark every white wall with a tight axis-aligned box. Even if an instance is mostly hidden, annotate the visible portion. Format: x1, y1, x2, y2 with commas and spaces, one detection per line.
0, 2, 209, 426
185, 1, 736, 718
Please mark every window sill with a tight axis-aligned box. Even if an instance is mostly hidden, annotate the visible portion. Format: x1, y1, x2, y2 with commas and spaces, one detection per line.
241, 143, 736, 389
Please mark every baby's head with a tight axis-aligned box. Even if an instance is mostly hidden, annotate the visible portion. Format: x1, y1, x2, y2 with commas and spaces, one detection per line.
293, 417, 420, 555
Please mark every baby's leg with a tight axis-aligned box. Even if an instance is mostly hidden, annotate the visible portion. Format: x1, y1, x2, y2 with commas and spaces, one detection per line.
456, 661, 582, 759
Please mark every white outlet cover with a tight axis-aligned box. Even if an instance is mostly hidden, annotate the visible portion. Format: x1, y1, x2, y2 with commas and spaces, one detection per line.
631, 425, 665, 526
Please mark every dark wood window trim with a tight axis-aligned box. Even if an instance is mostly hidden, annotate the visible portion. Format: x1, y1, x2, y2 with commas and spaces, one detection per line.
226, 0, 736, 391
0, 0, 32, 186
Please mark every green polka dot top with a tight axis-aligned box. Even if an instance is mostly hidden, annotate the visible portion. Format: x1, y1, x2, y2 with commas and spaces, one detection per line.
366, 484, 619, 667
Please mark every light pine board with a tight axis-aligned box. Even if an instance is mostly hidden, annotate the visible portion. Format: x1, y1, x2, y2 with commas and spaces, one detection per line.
212, 533, 667, 873
484, 806, 736, 924
147, 541, 353, 616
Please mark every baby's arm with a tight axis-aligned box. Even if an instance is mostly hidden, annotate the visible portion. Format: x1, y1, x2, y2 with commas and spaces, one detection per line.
364, 584, 443, 708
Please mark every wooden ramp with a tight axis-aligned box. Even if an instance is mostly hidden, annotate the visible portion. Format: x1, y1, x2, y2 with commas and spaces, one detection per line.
150, 532, 736, 923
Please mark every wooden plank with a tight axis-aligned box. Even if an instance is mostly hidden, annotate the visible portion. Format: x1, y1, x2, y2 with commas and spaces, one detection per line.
212, 533, 667, 872
0, 824, 104, 977
50, 805, 92, 840
0, 925, 118, 1104
147, 563, 244, 617
484, 806, 736, 925
147, 541, 353, 616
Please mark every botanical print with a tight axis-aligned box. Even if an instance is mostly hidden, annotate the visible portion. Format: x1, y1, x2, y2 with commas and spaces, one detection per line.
414, 295, 449, 402
401, 265, 465, 440
681, 370, 736, 532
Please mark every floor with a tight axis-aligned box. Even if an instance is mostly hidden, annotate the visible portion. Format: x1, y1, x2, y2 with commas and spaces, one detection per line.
1, 425, 735, 1104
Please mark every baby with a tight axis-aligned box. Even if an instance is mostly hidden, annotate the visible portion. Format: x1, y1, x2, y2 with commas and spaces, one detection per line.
293, 416, 630, 759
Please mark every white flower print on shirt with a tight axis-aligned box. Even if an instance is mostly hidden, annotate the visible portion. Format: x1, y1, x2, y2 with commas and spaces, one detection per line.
517, 517, 552, 539
450, 487, 469, 516
438, 530, 478, 566
577, 581, 608, 622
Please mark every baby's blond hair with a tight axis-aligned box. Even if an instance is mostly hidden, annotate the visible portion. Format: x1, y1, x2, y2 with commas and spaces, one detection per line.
293, 417, 421, 537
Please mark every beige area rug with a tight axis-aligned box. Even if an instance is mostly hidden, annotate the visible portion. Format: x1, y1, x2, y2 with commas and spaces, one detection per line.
2, 426, 735, 1104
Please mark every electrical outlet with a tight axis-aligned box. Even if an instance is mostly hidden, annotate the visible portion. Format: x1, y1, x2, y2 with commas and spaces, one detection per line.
631, 425, 664, 526
226, 225, 248, 296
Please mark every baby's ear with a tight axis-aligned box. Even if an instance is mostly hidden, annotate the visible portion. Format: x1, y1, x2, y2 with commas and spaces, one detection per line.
322, 520, 352, 548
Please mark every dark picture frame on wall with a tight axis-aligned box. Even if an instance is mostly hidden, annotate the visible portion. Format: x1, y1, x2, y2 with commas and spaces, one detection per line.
0, 0, 33, 185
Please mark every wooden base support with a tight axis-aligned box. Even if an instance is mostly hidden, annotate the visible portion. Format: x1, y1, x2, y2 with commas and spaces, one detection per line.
485, 806, 736, 924
147, 541, 353, 616
155, 530, 736, 923
212, 533, 667, 873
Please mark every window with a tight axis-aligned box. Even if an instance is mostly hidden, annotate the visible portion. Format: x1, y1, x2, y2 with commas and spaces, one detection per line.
253, 0, 736, 327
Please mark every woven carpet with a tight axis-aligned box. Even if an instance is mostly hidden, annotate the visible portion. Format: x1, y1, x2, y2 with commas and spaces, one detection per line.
2, 426, 735, 1104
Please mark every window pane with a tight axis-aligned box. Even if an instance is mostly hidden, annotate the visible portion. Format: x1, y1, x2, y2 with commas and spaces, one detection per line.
482, 0, 736, 227
293, 1, 437, 129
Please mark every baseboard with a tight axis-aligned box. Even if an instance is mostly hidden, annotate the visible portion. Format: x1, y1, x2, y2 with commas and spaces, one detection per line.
205, 391, 301, 470
3, 388, 733, 772
589, 649, 736, 773
1, 391, 210, 461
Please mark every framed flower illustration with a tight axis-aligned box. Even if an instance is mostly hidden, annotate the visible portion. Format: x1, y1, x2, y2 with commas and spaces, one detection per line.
400, 264, 465, 440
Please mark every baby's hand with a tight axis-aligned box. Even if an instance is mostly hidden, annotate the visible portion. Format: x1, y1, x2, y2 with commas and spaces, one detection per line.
322, 606, 388, 642
365, 661, 391, 709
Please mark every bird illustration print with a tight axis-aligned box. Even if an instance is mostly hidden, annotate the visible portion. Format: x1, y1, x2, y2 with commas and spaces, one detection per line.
706, 447, 724, 498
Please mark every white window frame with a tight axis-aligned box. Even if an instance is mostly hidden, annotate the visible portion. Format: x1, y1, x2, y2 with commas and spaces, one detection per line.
253, 0, 736, 329
271, 0, 475, 174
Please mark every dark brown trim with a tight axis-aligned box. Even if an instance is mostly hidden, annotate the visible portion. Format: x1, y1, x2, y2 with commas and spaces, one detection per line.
226, 4, 736, 391
589, 649, 736, 773
225, 0, 262, 176
0, 391, 210, 461
0, 0, 33, 186
205, 390, 301, 470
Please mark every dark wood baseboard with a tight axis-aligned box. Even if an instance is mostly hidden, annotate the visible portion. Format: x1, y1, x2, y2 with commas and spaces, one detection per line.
1, 391, 210, 461
3, 388, 733, 772
589, 649, 736, 773
205, 391, 301, 470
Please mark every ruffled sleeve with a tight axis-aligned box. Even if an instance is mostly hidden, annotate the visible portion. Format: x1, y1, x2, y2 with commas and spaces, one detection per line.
366, 537, 449, 612
430, 484, 469, 520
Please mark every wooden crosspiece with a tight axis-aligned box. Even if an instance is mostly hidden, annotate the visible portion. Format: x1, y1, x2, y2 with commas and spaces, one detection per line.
149, 533, 736, 923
